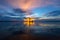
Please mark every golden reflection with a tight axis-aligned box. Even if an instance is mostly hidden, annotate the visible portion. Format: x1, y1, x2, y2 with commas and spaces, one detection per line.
38, 23, 54, 27
24, 18, 35, 27
39, 23, 49, 26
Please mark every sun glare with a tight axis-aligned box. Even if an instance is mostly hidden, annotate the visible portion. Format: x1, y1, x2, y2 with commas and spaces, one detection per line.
24, 17, 35, 27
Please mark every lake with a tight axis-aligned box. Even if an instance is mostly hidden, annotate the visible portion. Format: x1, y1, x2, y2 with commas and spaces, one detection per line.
0, 21, 60, 40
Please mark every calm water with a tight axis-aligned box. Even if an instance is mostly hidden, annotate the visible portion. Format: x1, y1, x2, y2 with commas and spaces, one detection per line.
0, 21, 60, 40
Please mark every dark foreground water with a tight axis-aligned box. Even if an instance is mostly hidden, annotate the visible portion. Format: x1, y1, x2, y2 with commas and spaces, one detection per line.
0, 21, 60, 40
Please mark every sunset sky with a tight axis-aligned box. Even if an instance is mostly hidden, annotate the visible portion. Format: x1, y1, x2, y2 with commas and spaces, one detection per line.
0, 0, 60, 18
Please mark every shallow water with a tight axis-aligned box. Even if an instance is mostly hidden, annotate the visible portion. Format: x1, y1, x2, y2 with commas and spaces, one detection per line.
0, 21, 60, 40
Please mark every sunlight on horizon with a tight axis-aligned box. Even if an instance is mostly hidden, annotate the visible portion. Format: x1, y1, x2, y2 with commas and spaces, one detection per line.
24, 17, 35, 27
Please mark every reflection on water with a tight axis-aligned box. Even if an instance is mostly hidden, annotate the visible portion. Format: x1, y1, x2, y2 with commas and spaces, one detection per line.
28, 21, 60, 37
23, 18, 60, 37
0, 20, 60, 40
23, 18, 60, 36
37, 22, 60, 27
24, 18, 35, 27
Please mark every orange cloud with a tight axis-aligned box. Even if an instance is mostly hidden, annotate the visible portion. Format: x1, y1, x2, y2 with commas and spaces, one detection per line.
7, 0, 44, 10
7, 0, 60, 11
